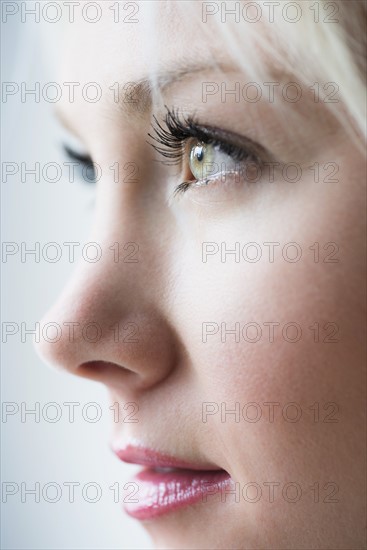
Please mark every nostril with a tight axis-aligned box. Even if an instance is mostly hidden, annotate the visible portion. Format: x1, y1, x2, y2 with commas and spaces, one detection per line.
77, 360, 134, 386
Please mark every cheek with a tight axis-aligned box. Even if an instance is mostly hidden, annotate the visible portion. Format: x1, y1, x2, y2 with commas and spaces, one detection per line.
172, 252, 364, 543
170, 171, 365, 476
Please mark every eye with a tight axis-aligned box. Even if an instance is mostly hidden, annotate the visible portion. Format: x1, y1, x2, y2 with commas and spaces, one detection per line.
187, 139, 240, 182
148, 107, 277, 196
63, 144, 96, 184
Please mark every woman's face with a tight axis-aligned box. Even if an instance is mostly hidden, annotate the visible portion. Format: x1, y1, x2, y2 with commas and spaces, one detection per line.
37, 2, 366, 548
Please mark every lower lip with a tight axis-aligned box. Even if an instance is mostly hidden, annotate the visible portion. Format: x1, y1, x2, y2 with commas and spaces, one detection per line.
124, 468, 231, 520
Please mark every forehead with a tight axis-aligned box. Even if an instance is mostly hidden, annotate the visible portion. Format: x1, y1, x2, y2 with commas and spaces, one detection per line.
61, 2, 228, 81
58, 2, 275, 134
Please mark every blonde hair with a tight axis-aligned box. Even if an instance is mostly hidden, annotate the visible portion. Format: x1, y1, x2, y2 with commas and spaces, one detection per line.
143, 0, 366, 148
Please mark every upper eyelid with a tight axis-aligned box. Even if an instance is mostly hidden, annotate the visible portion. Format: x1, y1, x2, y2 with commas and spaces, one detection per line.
192, 124, 272, 163
63, 144, 93, 164
57, 113, 94, 161
148, 107, 275, 165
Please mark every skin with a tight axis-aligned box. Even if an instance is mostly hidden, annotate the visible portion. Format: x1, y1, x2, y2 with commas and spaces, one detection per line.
36, 2, 366, 548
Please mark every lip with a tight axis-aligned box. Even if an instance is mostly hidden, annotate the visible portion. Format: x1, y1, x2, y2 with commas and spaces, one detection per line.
113, 444, 231, 520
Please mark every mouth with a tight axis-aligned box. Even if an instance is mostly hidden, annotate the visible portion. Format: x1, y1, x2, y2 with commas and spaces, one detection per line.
113, 445, 231, 520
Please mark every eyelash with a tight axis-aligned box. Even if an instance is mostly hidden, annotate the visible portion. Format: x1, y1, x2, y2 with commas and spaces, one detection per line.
63, 144, 96, 183
148, 107, 265, 195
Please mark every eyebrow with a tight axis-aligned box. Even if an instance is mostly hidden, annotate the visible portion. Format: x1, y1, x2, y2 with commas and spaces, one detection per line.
56, 61, 230, 130
112, 57, 294, 117
111, 62, 225, 116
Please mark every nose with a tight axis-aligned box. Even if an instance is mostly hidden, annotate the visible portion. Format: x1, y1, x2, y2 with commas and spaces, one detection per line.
35, 236, 178, 392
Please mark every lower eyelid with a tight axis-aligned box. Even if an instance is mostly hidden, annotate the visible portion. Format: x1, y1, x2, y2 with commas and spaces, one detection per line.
196, 170, 244, 187
174, 170, 243, 196
174, 158, 272, 198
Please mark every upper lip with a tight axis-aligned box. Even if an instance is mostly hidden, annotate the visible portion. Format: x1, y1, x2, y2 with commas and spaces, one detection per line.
112, 443, 223, 471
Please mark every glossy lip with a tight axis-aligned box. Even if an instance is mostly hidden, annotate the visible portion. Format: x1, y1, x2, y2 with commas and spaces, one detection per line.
113, 444, 231, 520
114, 444, 221, 470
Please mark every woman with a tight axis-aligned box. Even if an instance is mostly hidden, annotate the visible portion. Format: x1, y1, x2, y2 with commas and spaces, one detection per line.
36, 1, 366, 548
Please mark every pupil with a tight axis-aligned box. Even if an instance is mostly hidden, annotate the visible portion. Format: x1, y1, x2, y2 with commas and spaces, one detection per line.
196, 145, 204, 162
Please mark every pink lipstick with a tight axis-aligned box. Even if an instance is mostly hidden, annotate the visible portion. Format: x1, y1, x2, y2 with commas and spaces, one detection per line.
114, 445, 231, 519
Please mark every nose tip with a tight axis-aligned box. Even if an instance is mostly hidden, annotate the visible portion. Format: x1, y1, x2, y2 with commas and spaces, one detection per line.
34, 306, 87, 376
34, 267, 178, 391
